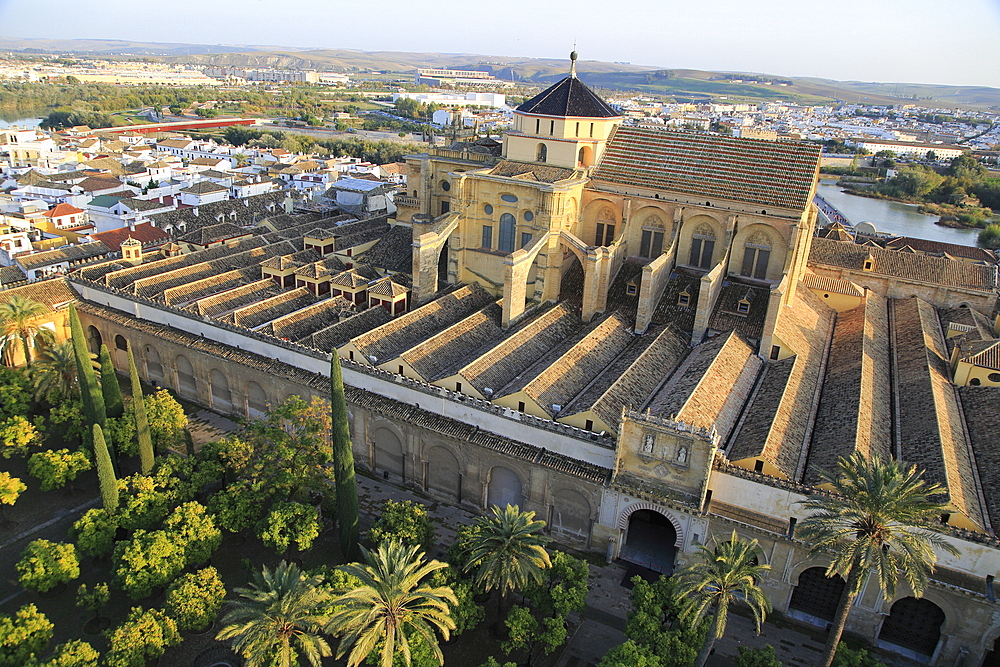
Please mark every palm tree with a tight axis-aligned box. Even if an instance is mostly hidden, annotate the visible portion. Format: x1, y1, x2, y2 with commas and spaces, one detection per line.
674, 531, 772, 667
325, 539, 457, 667
796, 452, 959, 667
216, 561, 332, 667
31, 341, 78, 401
0, 296, 50, 367
461, 504, 551, 618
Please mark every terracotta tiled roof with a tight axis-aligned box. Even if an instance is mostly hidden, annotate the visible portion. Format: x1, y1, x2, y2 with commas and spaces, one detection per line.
43, 202, 85, 218
368, 278, 407, 298
887, 237, 997, 263
401, 302, 505, 383
488, 160, 577, 184
809, 237, 998, 291
893, 297, 984, 529
0, 277, 74, 309
727, 287, 832, 479
593, 127, 821, 211
228, 287, 318, 330
707, 282, 771, 341
563, 324, 690, 433
517, 76, 620, 118
90, 223, 170, 252
179, 222, 249, 246
349, 283, 494, 364
193, 279, 278, 318
804, 292, 892, 485
801, 272, 863, 297
646, 331, 762, 438
959, 339, 1000, 371
180, 181, 229, 195
460, 302, 580, 397
958, 386, 1000, 531
520, 312, 635, 418
262, 298, 352, 342
308, 307, 393, 353
162, 267, 259, 307
19, 242, 111, 270
361, 225, 412, 273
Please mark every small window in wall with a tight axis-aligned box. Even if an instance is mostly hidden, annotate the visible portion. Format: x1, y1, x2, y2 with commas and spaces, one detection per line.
440, 180, 450, 191
535, 119, 540, 134
550, 120, 555, 135
754, 460, 765, 473
585, 419, 594, 431
398, 365, 404, 376
440, 200, 450, 215
456, 382, 462, 392
575, 122, 580, 137
518, 401, 525, 412
971, 378, 982, 386
590, 123, 594, 137
737, 299, 751, 314
115, 335, 128, 350
500, 194, 518, 203
523, 211, 534, 222
484, 204, 493, 215
536, 143, 547, 163
770, 345, 781, 360
520, 232, 532, 249
481, 225, 493, 249
626, 284, 638, 295
989, 373, 1000, 382
349, 351, 355, 361
678, 291, 690, 306
689, 236, 715, 269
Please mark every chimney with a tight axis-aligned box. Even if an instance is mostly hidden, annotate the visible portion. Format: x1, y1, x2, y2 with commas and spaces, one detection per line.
192, 207, 199, 217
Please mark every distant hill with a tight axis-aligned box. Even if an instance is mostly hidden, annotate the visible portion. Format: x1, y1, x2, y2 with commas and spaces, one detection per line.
2, 37, 998, 108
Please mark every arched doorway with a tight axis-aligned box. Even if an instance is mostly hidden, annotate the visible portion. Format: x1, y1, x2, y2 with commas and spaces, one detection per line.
788, 567, 846, 627
487, 467, 524, 509
437, 243, 449, 289
559, 255, 584, 304
426, 446, 461, 501
878, 597, 945, 661
621, 509, 677, 574
209, 369, 232, 413
86, 325, 103, 356
981, 634, 1000, 667
374, 428, 404, 481
175, 355, 196, 399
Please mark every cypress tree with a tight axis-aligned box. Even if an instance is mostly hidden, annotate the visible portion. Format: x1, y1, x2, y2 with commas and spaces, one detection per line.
93, 424, 118, 512
99, 344, 124, 419
127, 345, 154, 475
330, 352, 359, 561
69, 305, 114, 471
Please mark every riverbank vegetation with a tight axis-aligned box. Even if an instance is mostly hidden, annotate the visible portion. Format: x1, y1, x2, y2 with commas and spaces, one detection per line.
842, 155, 999, 229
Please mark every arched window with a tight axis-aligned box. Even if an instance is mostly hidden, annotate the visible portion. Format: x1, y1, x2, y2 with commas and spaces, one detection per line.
741, 231, 772, 280
595, 206, 616, 246
536, 143, 547, 163
689, 224, 716, 269
640, 215, 665, 258
498, 213, 516, 253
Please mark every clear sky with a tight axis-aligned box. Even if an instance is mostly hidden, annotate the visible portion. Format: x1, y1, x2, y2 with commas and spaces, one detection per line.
1, 0, 998, 88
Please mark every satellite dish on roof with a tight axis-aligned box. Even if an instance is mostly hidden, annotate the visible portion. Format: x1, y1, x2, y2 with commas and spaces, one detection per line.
854, 222, 877, 235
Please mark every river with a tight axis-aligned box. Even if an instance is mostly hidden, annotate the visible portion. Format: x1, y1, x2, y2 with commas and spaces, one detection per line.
816, 179, 981, 247
0, 116, 43, 129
